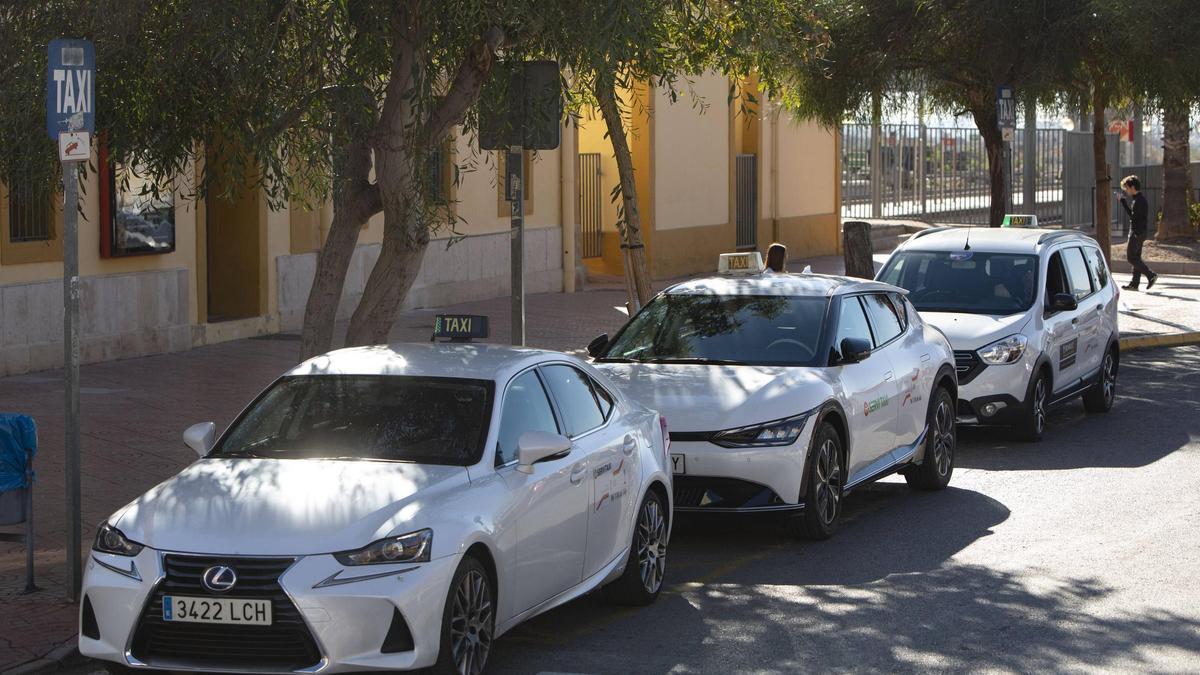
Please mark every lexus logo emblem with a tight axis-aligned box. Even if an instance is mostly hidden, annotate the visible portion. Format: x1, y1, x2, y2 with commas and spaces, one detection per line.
201, 565, 238, 593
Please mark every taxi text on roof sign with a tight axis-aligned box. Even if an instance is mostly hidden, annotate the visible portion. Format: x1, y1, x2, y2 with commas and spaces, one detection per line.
46, 39, 96, 140
1001, 214, 1038, 228
718, 252, 764, 275
433, 314, 489, 341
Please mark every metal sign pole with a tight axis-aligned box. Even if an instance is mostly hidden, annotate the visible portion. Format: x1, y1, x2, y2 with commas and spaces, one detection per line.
509, 146, 525, 346
63, 159, 81, 601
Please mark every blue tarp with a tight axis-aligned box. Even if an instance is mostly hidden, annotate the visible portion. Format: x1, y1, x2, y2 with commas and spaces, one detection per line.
0, 414, 37, 492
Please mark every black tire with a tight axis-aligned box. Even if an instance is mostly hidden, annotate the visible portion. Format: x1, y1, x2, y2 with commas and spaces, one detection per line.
905, 387, 955, 490
604, 489, 668, 606
1083, 347, 1117, 413
432, 556, 495, 675
787, 421, 844, 540
1014, 370, 1050, 442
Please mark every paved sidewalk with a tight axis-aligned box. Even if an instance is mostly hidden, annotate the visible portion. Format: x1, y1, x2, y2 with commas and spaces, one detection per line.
1, 256, 1198, 672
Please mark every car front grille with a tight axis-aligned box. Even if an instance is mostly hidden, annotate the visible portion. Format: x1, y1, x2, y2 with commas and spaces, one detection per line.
954, 350, 986, 385
129, 555, 322, 672
673, 476, 787, 510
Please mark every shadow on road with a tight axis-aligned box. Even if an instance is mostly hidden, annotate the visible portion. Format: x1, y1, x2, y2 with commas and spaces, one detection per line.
955, 346, 1200, 472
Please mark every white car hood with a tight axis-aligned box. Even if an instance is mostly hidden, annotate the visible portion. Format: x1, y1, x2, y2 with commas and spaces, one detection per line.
111, 458, 467, 556
920, 311, 1031, 351
596, 363, 829, 432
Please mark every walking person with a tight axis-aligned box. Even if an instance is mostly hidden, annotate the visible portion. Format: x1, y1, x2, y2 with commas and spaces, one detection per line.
1119, 175, 1158, 290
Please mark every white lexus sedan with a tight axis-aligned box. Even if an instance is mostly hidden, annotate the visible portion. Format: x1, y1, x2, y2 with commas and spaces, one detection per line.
80, 331, 672, 674
590, 254, 958, 540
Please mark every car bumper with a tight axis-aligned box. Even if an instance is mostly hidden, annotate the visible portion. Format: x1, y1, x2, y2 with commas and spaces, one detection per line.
80, 547, 461, 673
669, 418, 814, 512
956, 351, 1038, 425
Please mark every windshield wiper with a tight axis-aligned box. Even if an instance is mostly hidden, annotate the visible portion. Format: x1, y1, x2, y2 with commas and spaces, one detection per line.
640, 357, 747, 366
593, 356, 635, 363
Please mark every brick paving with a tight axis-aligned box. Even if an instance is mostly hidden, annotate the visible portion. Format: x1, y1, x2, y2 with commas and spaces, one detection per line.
1, 255, 1198, 672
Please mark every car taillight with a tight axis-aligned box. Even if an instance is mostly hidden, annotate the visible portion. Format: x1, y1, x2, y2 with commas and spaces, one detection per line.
659, 415, 670, 458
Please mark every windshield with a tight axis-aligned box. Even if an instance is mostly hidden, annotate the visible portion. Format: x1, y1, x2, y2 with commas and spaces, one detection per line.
879, 250, 1039, 315
599, 294, 829, 366
212, 375, 493, 465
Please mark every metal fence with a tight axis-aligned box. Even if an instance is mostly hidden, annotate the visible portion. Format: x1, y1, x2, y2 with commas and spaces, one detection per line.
6, 179, 54, 243
578, 152, 603, 259
735, 153, 758, 249
842, 123, 1064, 225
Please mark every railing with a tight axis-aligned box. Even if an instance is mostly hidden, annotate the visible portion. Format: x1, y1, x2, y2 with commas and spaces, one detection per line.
842, 123, 1065, 225
735, 153, 758, 249
578, 152, 603, 259
7, 179, 54, 243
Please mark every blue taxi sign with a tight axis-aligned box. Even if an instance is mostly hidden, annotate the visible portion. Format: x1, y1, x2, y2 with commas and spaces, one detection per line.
432, 314, 489, 342
47, 39, 95, 140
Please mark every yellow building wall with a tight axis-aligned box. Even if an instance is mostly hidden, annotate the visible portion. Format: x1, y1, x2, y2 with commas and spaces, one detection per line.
654, 74, 729, 232
774, 114, 840, 258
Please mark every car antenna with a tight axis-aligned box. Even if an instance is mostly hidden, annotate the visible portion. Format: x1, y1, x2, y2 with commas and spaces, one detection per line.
964, 224, 972, 251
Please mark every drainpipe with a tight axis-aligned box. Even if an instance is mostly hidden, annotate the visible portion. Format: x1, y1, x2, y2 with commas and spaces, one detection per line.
771, 104, 780, 242
560, 119, 577, 293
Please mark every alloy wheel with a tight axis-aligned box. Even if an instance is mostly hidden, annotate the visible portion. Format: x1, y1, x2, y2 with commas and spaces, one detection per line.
637, 497, 668, 594
813, 438, 842, 525
1033, 377, 1047, 435
450, 568, 493, 675
931, 398, 954, 476
1102, 352, 1116, 405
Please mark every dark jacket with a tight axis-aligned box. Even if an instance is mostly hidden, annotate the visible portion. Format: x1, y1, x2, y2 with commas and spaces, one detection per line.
1120, 192, 1149, 237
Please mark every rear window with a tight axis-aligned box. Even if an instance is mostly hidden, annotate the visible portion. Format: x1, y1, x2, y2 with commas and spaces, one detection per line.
214, 376, 494, 465
879, 250, 1039, 315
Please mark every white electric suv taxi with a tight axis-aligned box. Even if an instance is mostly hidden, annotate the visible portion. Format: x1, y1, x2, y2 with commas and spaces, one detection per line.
589, 253, 958, 540
879, 227, 1120, 441
80, 321, 672, 675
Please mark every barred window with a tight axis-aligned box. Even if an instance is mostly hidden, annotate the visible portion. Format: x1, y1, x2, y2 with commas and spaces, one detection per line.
7, 181, 54, 243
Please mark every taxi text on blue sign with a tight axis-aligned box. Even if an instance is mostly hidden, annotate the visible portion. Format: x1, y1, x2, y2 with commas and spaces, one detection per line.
995, 85, 1016, 132
46, 39, 95, 140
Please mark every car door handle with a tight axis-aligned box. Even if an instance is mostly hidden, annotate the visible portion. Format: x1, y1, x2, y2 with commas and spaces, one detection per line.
622, 435, 638, 456
570, 462, 588, 485
883, 371, 894, 381
920, 354, 931, 363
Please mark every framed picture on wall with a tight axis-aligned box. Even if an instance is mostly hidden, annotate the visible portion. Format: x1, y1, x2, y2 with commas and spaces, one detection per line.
98, 141, 176, 257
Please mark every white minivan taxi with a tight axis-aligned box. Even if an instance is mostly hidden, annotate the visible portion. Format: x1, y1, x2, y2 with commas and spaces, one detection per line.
879, 227, 1120, 441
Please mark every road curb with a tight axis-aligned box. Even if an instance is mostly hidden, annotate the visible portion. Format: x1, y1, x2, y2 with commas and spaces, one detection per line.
1, 640, 82, 675
1119, 331, 1200, 351
1111, 260, 1200, 276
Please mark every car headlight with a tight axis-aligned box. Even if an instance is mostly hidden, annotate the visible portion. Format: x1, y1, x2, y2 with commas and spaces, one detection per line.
978, 334, 1029, 365
712, 413, 811, 448
334, 529, 432, 566
93, 523, 143, 557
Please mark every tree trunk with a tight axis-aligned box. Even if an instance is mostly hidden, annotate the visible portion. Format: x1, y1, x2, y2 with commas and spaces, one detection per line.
299, 134, 380, 360
595, 75, 653, 309
1159, 100, 1193, 241
1091, 85, 1112, 262
972, 102, 1007, 228
344, 196, 428, 346
842, 221, 874, 279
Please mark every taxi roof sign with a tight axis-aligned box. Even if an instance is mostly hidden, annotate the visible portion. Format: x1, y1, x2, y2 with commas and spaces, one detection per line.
1001, 214, 1038, 228
432, 314, 489, 342
718, 252, 764, 275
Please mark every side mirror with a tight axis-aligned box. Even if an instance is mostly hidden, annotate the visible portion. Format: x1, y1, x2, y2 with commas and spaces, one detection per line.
1048, 293, 1078, 313
587, 333, 609, 358
516, 431, 572, 474
838, 337, 873, 365
183, 422, 216, 457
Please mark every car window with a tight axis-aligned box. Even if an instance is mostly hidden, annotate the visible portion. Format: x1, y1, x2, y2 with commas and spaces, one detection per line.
1062, 247, 1094, 300
591, 377, 615, 420
1083, 246, 1109, 290
541, 365, 605, 437
1045, 252, 1070, 303
496, 370, 559, 466
889, 292, 909, 330
862, 293, 904, 346
879, 251, 1039, 315
601, 294, 829, 367
836, 296, 873, 346
213, 376, 493, 465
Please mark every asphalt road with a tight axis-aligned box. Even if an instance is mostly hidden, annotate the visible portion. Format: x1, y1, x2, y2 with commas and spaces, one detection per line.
58, 346, 1200, 674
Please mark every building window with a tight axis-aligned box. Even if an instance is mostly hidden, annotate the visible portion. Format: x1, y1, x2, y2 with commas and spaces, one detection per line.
99, 144, 176, 257
7, 181, 54, 243
426, 139, 456, 208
